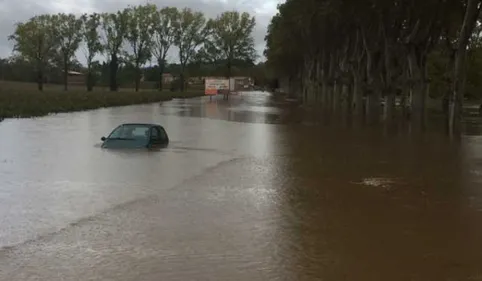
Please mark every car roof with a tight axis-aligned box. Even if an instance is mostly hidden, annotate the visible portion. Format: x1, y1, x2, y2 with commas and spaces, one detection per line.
120, 123, 163, 128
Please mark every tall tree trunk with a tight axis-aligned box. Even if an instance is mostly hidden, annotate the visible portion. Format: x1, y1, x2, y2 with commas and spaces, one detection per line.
321, 80, 328, 109
352, 72, 363, 115
135, 61, 141, 92
442, 92, 449, 132
320, 51, 328, 107
343, 83, 351, 115
367, 90, 381, 124
333, 81, 342, 113
411, 78, 427, 130
365, 70, 381, 124
87, 67, 94, 92
180, 67, 185, 92
401, 88, 409, 120
109, 53, 118, 91
400, 67, 410, 120
384, 89, 395, 122
443, 50, 455, 117
449, 0, 482, 136
310, 59, 317, 103
332, 81, 338, 111
382, 32, 395, 122
158, 58, 165, 91
226, 61, 232, 100
408, 48, 427, 130
63, 55, 68, 91
303, 59, 311, 103
316, 60, 322, 103
37, 68, 44, 91
326, 83, 333, 113
325, 54, 336, 113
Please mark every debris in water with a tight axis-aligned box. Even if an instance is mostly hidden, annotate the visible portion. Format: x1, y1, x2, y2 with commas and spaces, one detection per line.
352, 177, 397, 190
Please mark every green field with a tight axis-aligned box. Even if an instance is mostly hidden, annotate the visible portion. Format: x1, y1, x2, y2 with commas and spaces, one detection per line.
0, 81, 205, 119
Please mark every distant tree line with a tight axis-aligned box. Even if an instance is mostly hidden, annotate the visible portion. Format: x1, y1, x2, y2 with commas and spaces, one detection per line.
5, 5, 259, 92
264, 0, 482, 134
0, 56, 272, 90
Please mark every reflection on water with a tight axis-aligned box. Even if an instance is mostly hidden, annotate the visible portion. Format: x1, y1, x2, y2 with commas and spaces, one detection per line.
0, 92, 482, 280
159, 91, 299, 124
355, 177, 398, 190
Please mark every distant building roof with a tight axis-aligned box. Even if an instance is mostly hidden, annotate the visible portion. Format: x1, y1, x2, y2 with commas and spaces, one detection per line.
68, 71, 83, 75
203, 76, 251, 79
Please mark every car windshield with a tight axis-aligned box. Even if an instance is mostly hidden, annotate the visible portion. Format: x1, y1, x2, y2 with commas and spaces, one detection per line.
107, 124, 150, 141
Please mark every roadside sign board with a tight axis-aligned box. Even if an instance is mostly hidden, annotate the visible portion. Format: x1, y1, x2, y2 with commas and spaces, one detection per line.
205, 78, 229, 95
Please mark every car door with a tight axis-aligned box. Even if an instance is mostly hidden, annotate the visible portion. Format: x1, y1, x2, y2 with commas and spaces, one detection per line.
158, 126, 169, 145
148, 127, 162, 148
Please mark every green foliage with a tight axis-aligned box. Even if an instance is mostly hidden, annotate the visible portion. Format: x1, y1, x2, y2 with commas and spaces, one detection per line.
201, 11, 257, 65
0, 57, 37, 82
54, 13, 83, 89
80, 13, 103, 90
100, 10, 130, 91
465, 47, 482, 100
100, 10, 129, 57
55, 13, 83, 64
172, 8, 207, 91
152, 7, 179, 64
264, 7, 304, 77
8, 14, 59, 69
124, 4, 158, 90
199, 11, 257, 79
0, 82, 204, 119
264, 0, 482, 101
80, 13, 103, 67
169, 77, 184, 91
5, 4, 264, 92
174, 8, 207, 68
125, 4, 156, 66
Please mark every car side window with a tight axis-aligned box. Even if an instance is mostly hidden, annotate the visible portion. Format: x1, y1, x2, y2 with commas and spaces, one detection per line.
150, 127, 162, 143
151, 128, 159, 138
132, 127, 149, 137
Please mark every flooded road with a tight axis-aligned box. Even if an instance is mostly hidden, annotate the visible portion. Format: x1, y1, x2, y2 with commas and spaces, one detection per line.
1, 91, 482, 280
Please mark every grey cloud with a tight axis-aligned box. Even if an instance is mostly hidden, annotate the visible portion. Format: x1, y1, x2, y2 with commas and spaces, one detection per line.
0, 1, 56, 57
90, 0, 273, 61
0, 0, 278, 62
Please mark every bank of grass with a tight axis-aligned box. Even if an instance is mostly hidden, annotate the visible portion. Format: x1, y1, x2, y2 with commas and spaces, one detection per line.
0, 81, 204, 119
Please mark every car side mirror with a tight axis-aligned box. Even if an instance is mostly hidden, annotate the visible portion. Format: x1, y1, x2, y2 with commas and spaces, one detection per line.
101, 137, 106, 141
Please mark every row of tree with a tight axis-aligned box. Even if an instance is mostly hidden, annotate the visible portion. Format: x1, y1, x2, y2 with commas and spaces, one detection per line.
8, 5, 257, 92
0, 57, 272, 90
264, 0, 482, 134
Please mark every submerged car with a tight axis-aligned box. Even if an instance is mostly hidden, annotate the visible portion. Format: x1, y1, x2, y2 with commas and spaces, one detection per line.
101, 123, 169, 149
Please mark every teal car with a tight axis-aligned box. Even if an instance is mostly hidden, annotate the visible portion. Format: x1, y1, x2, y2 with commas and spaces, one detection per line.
101, 123, 169, 149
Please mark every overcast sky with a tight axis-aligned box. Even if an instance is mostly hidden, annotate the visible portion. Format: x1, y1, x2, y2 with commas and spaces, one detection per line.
0, 0, 281, 65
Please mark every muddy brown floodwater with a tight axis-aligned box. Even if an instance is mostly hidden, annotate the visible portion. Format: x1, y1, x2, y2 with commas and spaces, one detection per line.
1, 91, 482, 280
